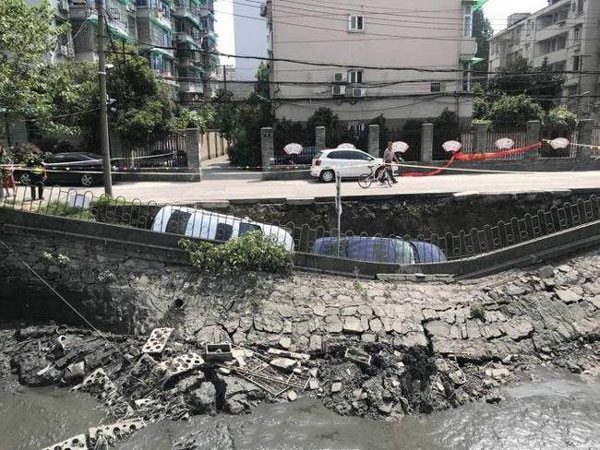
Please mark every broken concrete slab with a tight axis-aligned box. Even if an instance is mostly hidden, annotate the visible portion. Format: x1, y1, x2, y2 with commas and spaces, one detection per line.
142, 328, 173, 354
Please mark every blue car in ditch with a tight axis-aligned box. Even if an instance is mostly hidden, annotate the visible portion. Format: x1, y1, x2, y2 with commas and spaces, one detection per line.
312, 237, 447, 264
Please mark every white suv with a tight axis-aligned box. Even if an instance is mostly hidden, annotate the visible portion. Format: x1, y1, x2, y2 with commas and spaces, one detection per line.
310, 149, 383, 182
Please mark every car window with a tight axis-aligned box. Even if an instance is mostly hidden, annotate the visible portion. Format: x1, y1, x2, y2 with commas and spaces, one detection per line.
313, 152, 323, 160
239, 222, 261, 236
392, 240, 417, 264
355, 152, 374, 161
165, 210, 191, 235
327, 151, 343, 160
215, 223, 233, 241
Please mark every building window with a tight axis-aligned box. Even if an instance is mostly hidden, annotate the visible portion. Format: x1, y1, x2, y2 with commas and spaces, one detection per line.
430, 82, 441, 92
573, 26, 582, 43
463, 5, 472, 37
348, 15, 364, 31
462, 63, 470, 92
573, 55, 581, 72
348, 69, 363, 84
577, 0, 584, 14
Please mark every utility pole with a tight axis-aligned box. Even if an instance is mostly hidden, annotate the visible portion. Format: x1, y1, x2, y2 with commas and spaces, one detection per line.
223, 65, 227, 93
95, 0, 113, 196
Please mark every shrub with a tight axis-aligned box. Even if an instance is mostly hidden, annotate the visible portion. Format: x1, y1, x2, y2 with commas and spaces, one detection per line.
488, 95, 544, 130
43, 201, 96, 221
11, 142, 45, 165
180, 232, 293, 276
544, 107, 577, 137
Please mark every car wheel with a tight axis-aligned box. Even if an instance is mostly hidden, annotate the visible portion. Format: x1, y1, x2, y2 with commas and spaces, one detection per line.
19, 173, 32, 185
320, 170, 335, 183
80, 174, 94, 187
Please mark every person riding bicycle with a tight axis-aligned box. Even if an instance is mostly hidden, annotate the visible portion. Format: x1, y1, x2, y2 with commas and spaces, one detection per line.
379, 141, 401, 184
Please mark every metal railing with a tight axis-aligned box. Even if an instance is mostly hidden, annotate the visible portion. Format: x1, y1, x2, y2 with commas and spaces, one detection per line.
3, 185, 600, 267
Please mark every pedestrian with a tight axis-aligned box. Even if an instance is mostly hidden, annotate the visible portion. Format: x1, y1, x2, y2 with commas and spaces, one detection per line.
379, 141, 401, 184
0, 146, 17, 198
26, 157, 46, 201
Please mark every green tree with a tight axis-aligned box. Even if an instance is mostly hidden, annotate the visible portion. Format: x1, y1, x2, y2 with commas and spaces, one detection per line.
0, 0, 69, 142
472, 10, 493, 73
544, 106, 577, 137
106, 49, 178, 149
488, 56, 564, 111
307, 107, 339, 131
487, 95, 544, 130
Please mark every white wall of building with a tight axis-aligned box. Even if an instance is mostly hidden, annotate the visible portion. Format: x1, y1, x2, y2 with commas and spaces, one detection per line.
269, 0, 477, 125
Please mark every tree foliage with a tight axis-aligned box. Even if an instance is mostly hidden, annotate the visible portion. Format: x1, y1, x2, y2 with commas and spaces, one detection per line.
0, 0, 70, 139
473, 9, 493, 73
488, 56, 564, 111
487, 95, 545, 130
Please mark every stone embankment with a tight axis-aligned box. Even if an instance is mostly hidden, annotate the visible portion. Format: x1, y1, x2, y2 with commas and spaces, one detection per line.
1, 249, 599, 447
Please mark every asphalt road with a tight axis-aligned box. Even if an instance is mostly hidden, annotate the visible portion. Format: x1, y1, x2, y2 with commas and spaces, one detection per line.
63, 170, 600, 204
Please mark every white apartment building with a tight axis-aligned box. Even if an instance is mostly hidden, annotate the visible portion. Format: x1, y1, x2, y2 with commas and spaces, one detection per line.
265, 0, 478, 127
489, 0, 600, 118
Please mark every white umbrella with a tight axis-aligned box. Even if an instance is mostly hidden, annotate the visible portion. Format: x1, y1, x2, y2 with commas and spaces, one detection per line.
442, 140, 462, 153
495, 138, 515, 150
392, 141, 410, 153
549, 137, 570, 150
283, 143, 303, 155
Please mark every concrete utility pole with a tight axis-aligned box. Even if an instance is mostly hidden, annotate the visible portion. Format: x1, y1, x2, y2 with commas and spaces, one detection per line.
96, 0, 113, 196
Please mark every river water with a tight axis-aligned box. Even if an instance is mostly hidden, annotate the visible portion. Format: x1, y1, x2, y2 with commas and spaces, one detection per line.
2, 369, 599, 450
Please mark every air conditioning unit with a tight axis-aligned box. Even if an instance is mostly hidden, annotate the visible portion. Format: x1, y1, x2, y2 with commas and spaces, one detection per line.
67, 47, 75, 57
59, 0, 69, 12
352, 87, 366, 98
60, 45, 69, 56
259, 3, 268, 17
333, 72, 347, 83
332, 85, 346, 96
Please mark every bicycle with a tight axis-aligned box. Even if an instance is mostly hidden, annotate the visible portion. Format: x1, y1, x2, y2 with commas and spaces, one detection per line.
357, 164, 392, 189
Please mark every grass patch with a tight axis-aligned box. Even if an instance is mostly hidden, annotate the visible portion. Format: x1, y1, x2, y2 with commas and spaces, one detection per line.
43, 201, 96, 221
470, 302, 485, 320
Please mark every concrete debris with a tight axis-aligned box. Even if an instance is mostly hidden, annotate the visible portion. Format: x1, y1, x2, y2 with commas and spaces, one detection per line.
485, 368, 511, 380
309, 379, 320, 390
189, 382, 217, 415
448, 369, 466, 386
157, 353, 204, 378
267, 348, 310, 361
89, 418, 146, 445
142, 328, 174, 354
556, 289, 582, 304
344, 348, 372, 366
63, 361, 85, 383
331, 382, 342, 393
41, 433, 88, 450
204, 343, 233, 362
270, 357, 298, 372
287, 390, 298, 401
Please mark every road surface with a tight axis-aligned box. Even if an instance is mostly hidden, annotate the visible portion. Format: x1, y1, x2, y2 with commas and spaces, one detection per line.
61, 170, 600, 204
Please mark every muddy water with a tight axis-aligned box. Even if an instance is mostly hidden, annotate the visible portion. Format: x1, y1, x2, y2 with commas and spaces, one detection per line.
2, 370, 599, 450
0, 387, 108, 450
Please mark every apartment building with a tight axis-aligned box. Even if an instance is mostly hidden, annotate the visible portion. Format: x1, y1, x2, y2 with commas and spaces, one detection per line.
68, 0, 218, 102
489, 0, 600, 118
265, 0, 478, 127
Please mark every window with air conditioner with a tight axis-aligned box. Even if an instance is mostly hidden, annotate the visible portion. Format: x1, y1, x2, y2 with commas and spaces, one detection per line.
348, 15, 364, 31
430, 82, 441, 92
348, 69, 363, 84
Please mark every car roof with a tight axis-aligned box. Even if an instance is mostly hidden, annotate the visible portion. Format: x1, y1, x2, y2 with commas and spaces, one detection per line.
320, 148, 368, 154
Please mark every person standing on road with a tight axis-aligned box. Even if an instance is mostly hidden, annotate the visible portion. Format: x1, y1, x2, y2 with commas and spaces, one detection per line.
0, 146, 17, 198
379, 141, 400, 184
26, 157, 47, 201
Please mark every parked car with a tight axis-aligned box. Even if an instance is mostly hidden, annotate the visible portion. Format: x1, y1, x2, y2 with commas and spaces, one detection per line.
15, 152, 103, 187
312, 237, 447, 264
152, 206, 294, 252
310, 149, 383, 182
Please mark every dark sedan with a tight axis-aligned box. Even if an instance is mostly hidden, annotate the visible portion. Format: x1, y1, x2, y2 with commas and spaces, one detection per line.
15, 152, 103, 187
